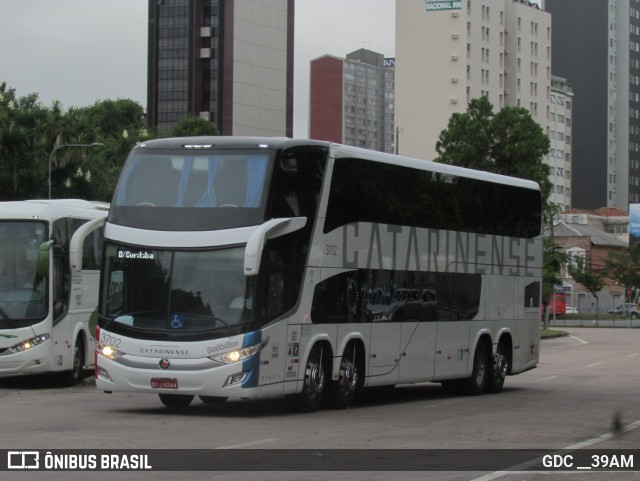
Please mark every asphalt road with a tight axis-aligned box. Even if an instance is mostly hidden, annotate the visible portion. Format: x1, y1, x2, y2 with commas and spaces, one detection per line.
1, 327, 639, 481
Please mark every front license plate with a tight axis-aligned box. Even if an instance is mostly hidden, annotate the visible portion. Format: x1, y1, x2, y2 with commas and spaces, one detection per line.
151, 377, 178, 389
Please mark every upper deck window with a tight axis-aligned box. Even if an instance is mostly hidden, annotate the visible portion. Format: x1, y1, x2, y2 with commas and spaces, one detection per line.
110, 149, 273, 231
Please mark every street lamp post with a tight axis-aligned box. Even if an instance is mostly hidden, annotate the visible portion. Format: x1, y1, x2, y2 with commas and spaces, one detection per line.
48, 143, 104, 199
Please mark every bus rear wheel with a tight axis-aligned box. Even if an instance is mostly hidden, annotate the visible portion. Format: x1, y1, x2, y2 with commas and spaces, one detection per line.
297, 347, 326, 412
465, 342, 489, 395
330, 352, 358, 409
486, 344, 508, 394
159, 394, 194, 408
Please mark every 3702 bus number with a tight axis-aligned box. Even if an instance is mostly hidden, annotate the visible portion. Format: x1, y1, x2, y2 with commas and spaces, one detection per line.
100, 332, 122, 349
325, 244, 338, 256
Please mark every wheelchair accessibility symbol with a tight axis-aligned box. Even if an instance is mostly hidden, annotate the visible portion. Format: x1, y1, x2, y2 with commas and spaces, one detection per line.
170, 314, 185, 329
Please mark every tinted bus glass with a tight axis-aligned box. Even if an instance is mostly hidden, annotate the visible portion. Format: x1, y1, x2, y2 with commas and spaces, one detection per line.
324, 157, 541, 238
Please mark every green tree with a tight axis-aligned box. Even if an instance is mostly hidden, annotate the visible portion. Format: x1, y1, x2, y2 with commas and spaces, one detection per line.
163, 115, 219, 137
52, 99, 149, 202
436, 96, 558, 315
435, 96, 551, 206
0, 83, 64, 199
568, 256, 605, 323
604, 243, 640, 289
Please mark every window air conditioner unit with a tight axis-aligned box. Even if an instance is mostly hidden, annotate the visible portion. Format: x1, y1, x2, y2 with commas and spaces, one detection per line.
451, 98, 459, 104
451, 55, 459, 61
451, 77, 459, 83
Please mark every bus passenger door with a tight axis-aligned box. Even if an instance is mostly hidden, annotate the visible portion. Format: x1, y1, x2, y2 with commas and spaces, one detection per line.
367, 322, 401, 386
434, 319, 470, 380
398, 321, 437, 383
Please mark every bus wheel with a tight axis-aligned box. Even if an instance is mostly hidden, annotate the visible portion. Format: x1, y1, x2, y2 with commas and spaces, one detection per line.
465, 342, 488, 395
199, 396, 228, 404
159, 394, 194, 408
330, 352, 358, 409
298, 347, 325, 412
61, 338, 84, 386
486, 345, 508, 394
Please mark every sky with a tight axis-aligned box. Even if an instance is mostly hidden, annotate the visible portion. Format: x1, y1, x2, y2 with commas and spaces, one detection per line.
0, 0, 395, 138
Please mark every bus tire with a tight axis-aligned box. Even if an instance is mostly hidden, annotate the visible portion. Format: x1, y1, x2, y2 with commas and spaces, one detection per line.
159, 394, 194, 408
486, 343, 508, 394
330, 351, 359, 409
465, 342, 489, 395
61, 337, 85, 386
297, 346, 326, 412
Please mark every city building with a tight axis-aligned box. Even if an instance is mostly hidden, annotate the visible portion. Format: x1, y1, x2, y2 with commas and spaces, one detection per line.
552, 207, 629, 312
548, 76, 574, 210
309, 49, 395, 153
546, 0, 640, 210
395, 0, 551, 162
147, 0, 294, 136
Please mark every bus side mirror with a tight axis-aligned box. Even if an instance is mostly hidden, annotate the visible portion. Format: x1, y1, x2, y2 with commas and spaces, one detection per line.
244, 217, 307, 276
37, 240, 54, 278
70, 216, 106, 272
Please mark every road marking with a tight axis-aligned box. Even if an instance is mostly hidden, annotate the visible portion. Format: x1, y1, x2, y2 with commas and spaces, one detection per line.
570, 335, 588, 345
627, 353, 639, 358
469, 419, 640, 481
531, 375, 557, 383
586, 361, 604, 368
215, 438, 278, 449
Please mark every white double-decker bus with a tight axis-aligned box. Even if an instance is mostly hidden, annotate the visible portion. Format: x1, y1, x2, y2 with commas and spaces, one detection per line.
96, 137, 542, 410
0, 199, 107, 384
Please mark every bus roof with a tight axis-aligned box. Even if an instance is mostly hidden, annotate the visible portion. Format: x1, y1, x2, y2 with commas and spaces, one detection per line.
133, 136, 540, 192
0, 199, 109, 221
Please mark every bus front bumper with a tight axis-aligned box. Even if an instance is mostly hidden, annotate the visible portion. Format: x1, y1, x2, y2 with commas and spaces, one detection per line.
95, 353, 257, 398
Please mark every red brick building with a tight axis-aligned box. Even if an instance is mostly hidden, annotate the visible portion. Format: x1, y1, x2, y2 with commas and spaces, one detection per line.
553, 208, 628, 312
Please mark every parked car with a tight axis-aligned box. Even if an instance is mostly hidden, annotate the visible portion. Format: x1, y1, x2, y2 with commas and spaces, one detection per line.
608, 303, 640, 319
566, 305, 578, 314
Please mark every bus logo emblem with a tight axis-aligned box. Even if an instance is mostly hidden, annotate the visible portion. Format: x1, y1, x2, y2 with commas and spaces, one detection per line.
159, 358, 171, 370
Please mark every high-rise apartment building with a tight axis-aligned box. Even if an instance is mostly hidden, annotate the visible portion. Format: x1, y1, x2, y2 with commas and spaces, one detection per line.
546, 0, 640, 210
549, 76, 574, 210
147, 0, 294, 136
395, 0, 551, 162
309, 49, 395, 153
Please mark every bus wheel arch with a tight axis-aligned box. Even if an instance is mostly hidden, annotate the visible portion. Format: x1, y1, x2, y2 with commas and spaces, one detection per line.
297, 341, 333, 412
487, 333, 512, 394
329, 339, 365, 409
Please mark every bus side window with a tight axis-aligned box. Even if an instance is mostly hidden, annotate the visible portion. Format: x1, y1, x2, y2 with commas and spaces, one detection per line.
82, 227, 104, 270
51, 218, 71, 321
268, 150, 326, 219
53, 255, 69, 320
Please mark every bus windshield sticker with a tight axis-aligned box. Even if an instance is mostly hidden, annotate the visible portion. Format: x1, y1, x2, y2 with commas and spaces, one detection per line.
170, 314, 185, 329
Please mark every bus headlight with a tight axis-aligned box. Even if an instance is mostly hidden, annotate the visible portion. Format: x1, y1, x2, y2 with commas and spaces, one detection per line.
97, 343, 124, 360
7, 334, 50, 354
209, 339, 266, 364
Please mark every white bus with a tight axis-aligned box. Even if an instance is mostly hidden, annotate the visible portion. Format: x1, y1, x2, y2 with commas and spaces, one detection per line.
96, 137, 542, 410
0, 199, 107, 384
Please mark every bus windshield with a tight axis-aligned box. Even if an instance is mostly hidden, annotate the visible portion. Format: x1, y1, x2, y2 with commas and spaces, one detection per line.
0, 221, 47, 328
109, 148, 273, 231
101, 243, 254, 338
